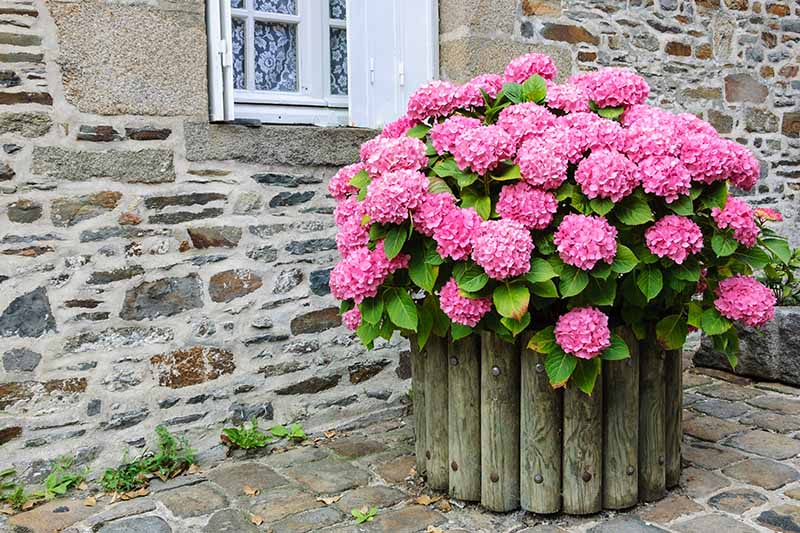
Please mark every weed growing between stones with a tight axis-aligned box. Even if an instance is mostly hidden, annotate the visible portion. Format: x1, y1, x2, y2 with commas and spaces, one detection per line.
352, 505, 378, 523
220, 418, 307, 450
0, 456, 87, 511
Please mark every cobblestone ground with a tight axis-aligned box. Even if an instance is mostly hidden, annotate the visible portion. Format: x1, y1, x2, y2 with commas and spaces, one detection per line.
6, 363, 800, 533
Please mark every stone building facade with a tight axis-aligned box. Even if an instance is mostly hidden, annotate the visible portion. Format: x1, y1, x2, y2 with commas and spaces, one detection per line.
0, 0, 797, 480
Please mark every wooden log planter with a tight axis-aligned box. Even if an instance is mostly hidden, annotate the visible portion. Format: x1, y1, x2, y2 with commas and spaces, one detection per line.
410, 330, 683, 514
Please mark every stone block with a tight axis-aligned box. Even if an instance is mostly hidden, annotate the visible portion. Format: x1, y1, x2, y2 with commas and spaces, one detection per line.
248, 487, 323, 523
290, 307, 341, 335
722, 458, 800, 489
784, 112, 800, 138
97, 515, 171, 533
0, 287, 55, 338
439, 0, 516, 35
724, 73, 769, 103
51, 191, 122, 227
283, 459, 370, 493
758, 504, 800, 532
158, 482, 228, 518
120, 274, 204, 320
542, 23, 600, 45
31, 147, 175, 183
7, 498, 96, 532
674, 514, 758, 533
522, 0, 562, 16
209, 269, 263, 302
188, 226, 242, 248
7, 199, 42, 223
709, 488, 768, 514
207, 462, 288, 496
0, 111, 51, 137
725, 430, 800, 460
150, 346, 235, 388
64, 326, 174, 353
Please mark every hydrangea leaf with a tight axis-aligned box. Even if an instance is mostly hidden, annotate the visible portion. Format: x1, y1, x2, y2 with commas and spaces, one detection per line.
526, 258, 558, 283
453, 262, 489, 292
667, 195, 693, 216
544, 348, 577, 387
451, 322, 473, 341
385, 288, 418, 331
595, 105, 625, 120
383, 225, 408, 260
427, 176, 453, 196
701, 307, 732, 335
527, 326, 556, 354
409, 253, 438, 293
406, 124, 430, 139
656, 314, 688, 350
521, 74, 547, 103
636, 266, 663, 301
559, 265, 589, 298
589, 198, 614, 216
615, 193, 654, 225
601, 334, 631, 360
501, 312, 531, 337
531, 280, 558, 298
359, 296, 384, 325
493, 282, 530, 320
571, 357, 601, 395
586, 278, 617, 306
762, 237, 791, 265
672, 261, 701, 282
711, 232, 738, 257
611, 244, 639, 273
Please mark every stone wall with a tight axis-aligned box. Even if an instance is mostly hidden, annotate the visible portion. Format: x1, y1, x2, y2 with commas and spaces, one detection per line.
0, 0, 406, 482
440, 0, 800, 241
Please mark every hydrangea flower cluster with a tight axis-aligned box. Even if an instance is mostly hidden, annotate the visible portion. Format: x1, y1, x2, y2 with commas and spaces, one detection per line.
714, 276, 776, 328
439, 277, 493, 327
329, 52, 782, 394
555, 307, 611, 360
645, 215, 704, 264
554, 214, 618, 270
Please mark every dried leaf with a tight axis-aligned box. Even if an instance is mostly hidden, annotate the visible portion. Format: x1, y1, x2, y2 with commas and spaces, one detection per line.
21, 500, 35, 511
0, 508, 15, 516
84, 496, 96, 507
243, 485, 260, 497
78, 482, 89, 491
316, 495, 342, 505
323, 430, 336, 439
436, 499, 452, 512
187, 464, 202, 475
427, 527, 444, 533
415, 494, 441, 506
251, 514, 264, 526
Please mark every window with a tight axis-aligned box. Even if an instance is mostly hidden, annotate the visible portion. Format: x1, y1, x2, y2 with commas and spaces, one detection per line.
207, 0, 439, 128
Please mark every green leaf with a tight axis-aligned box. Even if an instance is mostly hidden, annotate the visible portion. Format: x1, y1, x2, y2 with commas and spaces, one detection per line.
572, 358, 601, 395
616, 193, 654, 225
596, 105, 625, 120
531, 279, 558, 298
348, 169, 370, 189
733, 246, 771, 270
451, 322, 473, 341
424, 239, 444, 265
357, 321, 380, 347
611, 244, 639, 274
385, 288, 418, 331
430, 295, 450, 337
427, 176, 453, 195
493, 164, 521, 181
702, 308, 732, 335
453, 262, 489, 292
493, 282, 530, 320
527, 326, 556, 354
586, 278, 617, 306
521, 74, 547, 103
359, 296, 384, 325
417, 297, 434, 349
700, 181, 728, 210
501, 82, 524, 104
474, 194, 492, 220
526, 257, 558, 283
545, 348, 577, 386
602, 334, 631, 360
559, 265, 589, 298
383, 225, 408, 259
667, 195, 693, 216
591, 262, 612, 280
406, 124, 430, 139
712, 232, 739, 257
589, 198, 614, 216
637, 266, 663, 301
501, 312, 531, 337
673, 261, 701, 282
409, 253, 439, 293
656, 314, 688, 350
688, 302, 703, 328
432, 157, 463, 178
455, 172, 480, 188
537, 234, 557, 255
763, 237, 792, 264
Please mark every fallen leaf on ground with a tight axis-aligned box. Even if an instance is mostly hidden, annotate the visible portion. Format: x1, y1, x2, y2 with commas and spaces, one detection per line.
187, 464, 202, 475
317, 495, 342, 505
324, 430, 336, 439
243, 485, 260, 496
415, 494, 442, 506
427, 527, 444, 533
436, 499, 452, 512
251, 514, 264, 525
0, 508, 15, 516
84, 496, 96, 507
78, 482, 89, 491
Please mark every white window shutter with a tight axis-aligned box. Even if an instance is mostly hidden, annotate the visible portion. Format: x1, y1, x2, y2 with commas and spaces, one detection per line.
346, 0, 438, 129
207, 0, 235, 122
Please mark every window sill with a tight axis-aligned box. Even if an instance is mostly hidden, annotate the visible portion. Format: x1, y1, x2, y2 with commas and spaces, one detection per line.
234, 103, 349, 127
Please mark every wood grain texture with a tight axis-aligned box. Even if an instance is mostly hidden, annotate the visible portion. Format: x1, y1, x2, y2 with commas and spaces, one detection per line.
520, 333, 562, 513
602, 328, 639, 510
409, 336, 427, 476
424, 335, 449, 490
664, 349, 683, 489
638, 337, 666, 502
562, 376, 603, 515
448, 336, 481, 501
480, 332, 521, 512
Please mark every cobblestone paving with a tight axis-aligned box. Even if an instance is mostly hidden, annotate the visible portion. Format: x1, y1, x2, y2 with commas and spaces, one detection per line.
6, 365, 800, 533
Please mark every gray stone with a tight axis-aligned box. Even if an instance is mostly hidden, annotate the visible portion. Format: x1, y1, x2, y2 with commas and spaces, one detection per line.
275, 375, 341, 395
228, 401, 274, 424
64, 326, 174, 353
144, 192, 226, 210
246, 245, 278, 263
49, 2, 207, 115
51, 191, 123, 227
248, 486, 324, 523
100, 408, 149, 431
87, 265, 145, 285
692, 398, 749, 419
674, 514, 758, 533
0, 161, 14, 181
97, 515, 171, 533
757, 504, 800, 532
285, 238, 336, 255
587, 516, 668, 532
252, 173, 322, 187
310, 268, 332, 295
31, 147, 175, 183
85, 498, 157, 527
7, 199, 42, 223
709, 488, 769, 514
747, 395, 800, 415
725, 430, 800, 460
233, 192, 262, 215
0, 70, 19, 88
203, 509, 258, 533
158, 482, 228, 518
125, 127, 171, 141
188, 226, 242, 249
268, 507, 343, 533
269, 191, 315, 207
207, 462, 288, 496
149, 208, 224, 224
3, 348, 42, 372
120, 274, 203, 320
77, 125, 122, 142
80, 226, 171, 242
334, 486, 405, 513
273, 268, 303, 294
185, 121, 376, 167
683, 442, 745, 470
283, 459, 370, 493
209, 269, 263, 303
722, 458, 800, 489
0, 287, 56, 338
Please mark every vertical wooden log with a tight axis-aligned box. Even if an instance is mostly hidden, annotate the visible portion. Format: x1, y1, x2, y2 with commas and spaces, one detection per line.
638, 336, 666, 502
480, 332, 520, 512
664, 349, 683, 489
425, 335, 449, 491
448, 336, 481, 501
520, 333, 562, 514
409, 336, 427, 476
562, 375, 603, 515
602, 328, 639, 510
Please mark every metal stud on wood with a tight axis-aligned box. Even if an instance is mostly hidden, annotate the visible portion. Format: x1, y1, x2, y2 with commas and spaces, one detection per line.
424, 335, 449, 491
448, 336, 481, 501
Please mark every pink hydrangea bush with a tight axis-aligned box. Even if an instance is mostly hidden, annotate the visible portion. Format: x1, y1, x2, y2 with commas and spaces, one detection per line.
329, 53, 784, 395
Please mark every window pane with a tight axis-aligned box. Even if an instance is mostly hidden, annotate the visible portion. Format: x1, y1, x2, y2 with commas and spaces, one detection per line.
329, 0, 346, 19
254, 22, 297, 92
330, 28, 347, 95
232, 18, 245, 90
254, 0, 296, 15
230, 0, 243, 8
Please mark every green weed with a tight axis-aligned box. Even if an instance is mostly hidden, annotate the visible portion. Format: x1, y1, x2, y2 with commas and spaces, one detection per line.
221, 420, 307, 450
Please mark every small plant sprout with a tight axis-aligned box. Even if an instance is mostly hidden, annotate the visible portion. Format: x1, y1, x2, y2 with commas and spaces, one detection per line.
269, 422, 307, 441
352, 506, 378, 523
221, 418, 272, 449
39, 456, 87, 501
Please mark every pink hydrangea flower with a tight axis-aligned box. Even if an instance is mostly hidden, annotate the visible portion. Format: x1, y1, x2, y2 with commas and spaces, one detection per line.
680, 133, 729, 184
674, 112, 719, 137
429, 115, 482, 154
329, 242, 409, 304
342, 307, 362, 331
622, 112, 680, 163
575, 149, 639, 202
497, 103, 558, 146
554, 214, 618, 270
539, 123, 586, 163
516, 138, 569, 189
454, 74, 505, 108
433, 207, 482, 260
360, 135, 428, 177
645, 215, 704, 264
328, 163, 363, 201
412, 192, 457, 237
451, 125, 515, 175
570, 68, 650, 108
554, 307, 611, 360
471, 219, 534, 280
334, 197, 364, 228
406, 80, 459, 120
546, 83, 590, 113
496, 182, 558, 230
725, 140, 760, 191
637, 155, 692, 203
560, 112, 624, 152
714, 275, 776, 328
504, 53, 558, 83
712, 197, 759, 248
754, 208, 782, 222
439, 277, 492, 327
336, 216, 370, 257
621, 104, 669, 127
381, 115, 417, 138
363, 169, 428, 224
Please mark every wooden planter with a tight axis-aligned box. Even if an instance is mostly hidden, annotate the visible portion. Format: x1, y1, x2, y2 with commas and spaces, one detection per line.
409, 330, 682, 514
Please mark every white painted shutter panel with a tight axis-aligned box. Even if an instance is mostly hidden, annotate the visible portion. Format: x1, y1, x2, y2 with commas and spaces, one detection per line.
347, 0, 438, 129
207, 0, 235, 122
